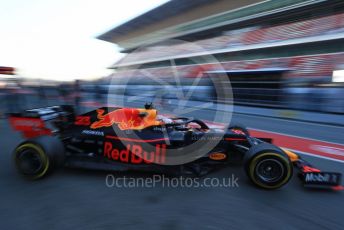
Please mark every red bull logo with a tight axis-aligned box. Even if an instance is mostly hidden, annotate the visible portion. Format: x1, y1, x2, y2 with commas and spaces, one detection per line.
104, 142, 166, 164
90, 108, 162, 130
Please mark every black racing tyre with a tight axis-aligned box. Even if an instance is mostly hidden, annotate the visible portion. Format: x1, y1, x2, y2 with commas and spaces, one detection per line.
13, 136, 65, 180
244, 143, 293, 189
228, 123, 249, 136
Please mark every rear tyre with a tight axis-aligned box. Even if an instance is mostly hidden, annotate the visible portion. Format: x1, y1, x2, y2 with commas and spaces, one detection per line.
244, 143, 293, 189
13, 136, 65, 179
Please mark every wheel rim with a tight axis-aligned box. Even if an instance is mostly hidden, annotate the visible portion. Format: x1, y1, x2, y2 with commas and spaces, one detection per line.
255, 158, 284, 183
17, 149, 43, 175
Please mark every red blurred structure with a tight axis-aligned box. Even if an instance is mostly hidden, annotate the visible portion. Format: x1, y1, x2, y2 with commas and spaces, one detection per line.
0, 66, 15, 75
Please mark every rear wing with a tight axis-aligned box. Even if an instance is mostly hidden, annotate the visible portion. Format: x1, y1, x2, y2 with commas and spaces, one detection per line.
9, 105, 75, 138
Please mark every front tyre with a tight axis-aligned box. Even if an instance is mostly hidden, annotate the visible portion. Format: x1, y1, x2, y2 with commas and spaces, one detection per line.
245, 143, 293, 189
13, 136, 65, 180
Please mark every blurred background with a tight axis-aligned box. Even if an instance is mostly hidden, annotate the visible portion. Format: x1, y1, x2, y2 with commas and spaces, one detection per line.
1, 0, 344, 123
1, 1, 344, 229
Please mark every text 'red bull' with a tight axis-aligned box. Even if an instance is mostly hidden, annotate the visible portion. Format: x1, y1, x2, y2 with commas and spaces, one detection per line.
104, 142, 166, 164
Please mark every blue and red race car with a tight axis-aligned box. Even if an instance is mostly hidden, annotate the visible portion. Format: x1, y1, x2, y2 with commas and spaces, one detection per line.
9, 104, 342, 190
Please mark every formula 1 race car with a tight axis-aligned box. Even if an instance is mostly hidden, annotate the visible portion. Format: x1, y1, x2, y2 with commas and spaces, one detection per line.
9, 104, 342, 190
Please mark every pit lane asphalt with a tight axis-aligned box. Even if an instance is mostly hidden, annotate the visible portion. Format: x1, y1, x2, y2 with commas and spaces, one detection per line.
1, 110, 343, 229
